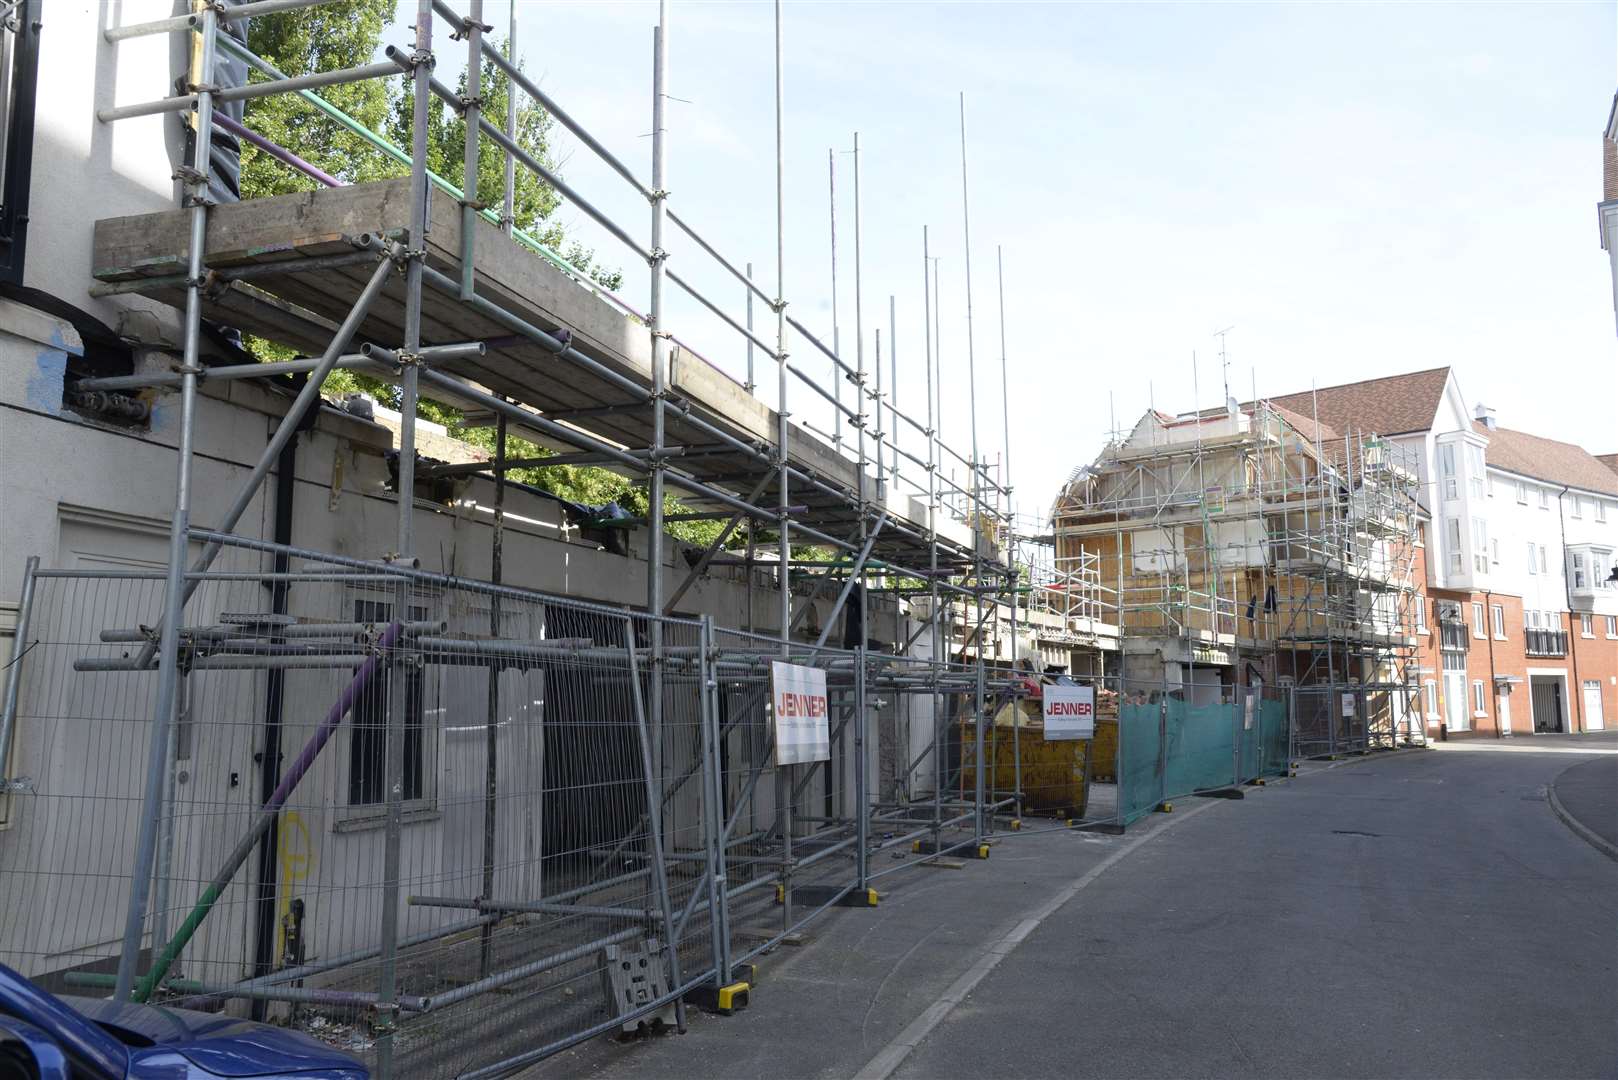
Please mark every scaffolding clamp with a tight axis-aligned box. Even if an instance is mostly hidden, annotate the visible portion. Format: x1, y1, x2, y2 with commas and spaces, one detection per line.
0, 776, 34, 795
647, 246, 670, 267
448, 17, 494, 40
394, 351, 424, 368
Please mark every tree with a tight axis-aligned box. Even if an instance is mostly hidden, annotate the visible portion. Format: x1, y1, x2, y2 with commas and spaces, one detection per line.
235, 4, 718, 546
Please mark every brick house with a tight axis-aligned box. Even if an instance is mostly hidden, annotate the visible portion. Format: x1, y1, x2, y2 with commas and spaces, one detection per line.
1270, 368, 1618, 737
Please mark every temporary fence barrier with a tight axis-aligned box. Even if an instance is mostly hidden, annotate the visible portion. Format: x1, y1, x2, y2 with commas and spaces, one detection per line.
0, 540, 1303, 1077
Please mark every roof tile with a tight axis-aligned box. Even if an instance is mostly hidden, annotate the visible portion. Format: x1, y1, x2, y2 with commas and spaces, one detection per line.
1473, 423, 1618, 497
1267, 366, 1450, 438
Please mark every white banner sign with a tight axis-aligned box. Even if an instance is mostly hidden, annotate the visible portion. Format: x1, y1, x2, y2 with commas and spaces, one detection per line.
771, 661, 830, 765
1043, 684, 1095, 741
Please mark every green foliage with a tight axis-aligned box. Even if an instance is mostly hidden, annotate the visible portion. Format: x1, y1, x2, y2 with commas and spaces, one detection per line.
234, 6, 723, 551
238, 0, 399, 197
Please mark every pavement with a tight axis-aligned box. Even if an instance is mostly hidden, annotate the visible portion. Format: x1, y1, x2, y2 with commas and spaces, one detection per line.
1550, 755, 1618, 857
1431, 729, 1618, 754
521, 748, 1618, 1080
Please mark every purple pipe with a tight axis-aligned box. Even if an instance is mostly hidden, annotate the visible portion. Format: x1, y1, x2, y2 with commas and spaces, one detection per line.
215, 111, 342, 189
269, 619, 402, 806
133, 621, 404, 1000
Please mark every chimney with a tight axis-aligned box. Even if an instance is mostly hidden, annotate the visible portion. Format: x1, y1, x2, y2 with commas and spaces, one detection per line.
1474, 402, 1497, 431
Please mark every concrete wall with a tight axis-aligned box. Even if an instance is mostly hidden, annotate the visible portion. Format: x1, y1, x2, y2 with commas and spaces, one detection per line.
0, 306, 909, 979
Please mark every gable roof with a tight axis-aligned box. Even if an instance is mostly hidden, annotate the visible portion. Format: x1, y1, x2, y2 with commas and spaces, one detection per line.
1267, 366, 1450, 438
1474, 423, 1618, 497
1598, 453, 1618, 477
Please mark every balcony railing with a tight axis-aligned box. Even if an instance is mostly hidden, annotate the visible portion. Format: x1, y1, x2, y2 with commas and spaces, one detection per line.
1439, 622, 1470, 652
1526, 628, 1568, 658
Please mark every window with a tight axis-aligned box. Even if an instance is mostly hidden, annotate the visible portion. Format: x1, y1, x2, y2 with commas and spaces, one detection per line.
1606, 616, 1617, 639
1446, 517, 1462, 574
1491, 605, 1504, 638
1472, 518, 1488, 573
349, 599, 430, 807
1571, 496, 1583, 519
1527, 542, 1537, 575
1538, 545, 1548, 574
1439, 445, 1458, 501
1472, 602, 1485, 638
1414, 594, 1426, 631
1527, 610, 1541, 629
1572, 553, 1587, 590
1423, 680, 1438, 718
1598, 500, 1608, 523
1538, 488, 1549, 509
1581, 614, 1595, 638
1466, 445, 1485, 500
1490, 538, 1499, 565
1515, 480, 1529, 504
1472, 680, 1486, 715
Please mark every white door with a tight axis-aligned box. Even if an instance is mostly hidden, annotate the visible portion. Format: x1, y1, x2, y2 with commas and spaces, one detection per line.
1497, 690, 1511, 736
1583, 681, 1606, 731
1444, 672, 1469, 733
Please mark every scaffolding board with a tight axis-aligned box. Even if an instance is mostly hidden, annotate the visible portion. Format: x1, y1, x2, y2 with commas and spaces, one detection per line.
91, 179, 981, 576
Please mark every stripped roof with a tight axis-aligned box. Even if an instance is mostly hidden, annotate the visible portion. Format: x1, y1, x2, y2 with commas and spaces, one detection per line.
1473, 423, 1618, 497
1267, 366, 1451, 438
1265, 402, 1339, 446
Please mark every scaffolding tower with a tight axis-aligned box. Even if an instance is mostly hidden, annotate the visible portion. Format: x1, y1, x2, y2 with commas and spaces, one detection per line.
1050, 401, 1422, 753
0, 1, 1026, 1075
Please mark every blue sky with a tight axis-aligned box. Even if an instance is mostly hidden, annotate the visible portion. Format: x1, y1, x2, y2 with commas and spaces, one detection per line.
408, 0, 1617, 524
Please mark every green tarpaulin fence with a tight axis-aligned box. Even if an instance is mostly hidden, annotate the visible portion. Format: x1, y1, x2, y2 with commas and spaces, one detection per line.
1118, 691, 1289, 827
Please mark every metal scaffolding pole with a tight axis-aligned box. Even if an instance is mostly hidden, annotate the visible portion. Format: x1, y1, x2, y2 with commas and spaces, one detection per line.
115, 0, 219, 1003
773, 0, 794, 933
829, 148, 841, 451
375, 4, 433, 1073
501, 0, 516, 236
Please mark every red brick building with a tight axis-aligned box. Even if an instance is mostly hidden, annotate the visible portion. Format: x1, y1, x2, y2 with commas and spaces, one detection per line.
1273, 368, 1618, 738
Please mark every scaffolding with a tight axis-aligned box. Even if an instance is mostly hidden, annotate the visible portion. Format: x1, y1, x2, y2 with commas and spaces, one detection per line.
1050, 401, 1423, 754
0, 1, 1033, 1075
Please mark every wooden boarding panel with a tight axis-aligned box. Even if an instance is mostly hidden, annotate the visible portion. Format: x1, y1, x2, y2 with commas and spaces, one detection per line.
91, 180, 979, 567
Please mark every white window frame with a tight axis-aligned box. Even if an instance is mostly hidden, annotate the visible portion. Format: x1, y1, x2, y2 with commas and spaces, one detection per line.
1491, 604, 1505, 639
1471, 679, 1486, 716
1414, 594, 1427, 631
1472, 602, 1486, 638
1466, 445, 1485, 500
1606, 615, 1616, 639
1446, 517, 1462, 574
1515, 480, 1528, 504
1423, 680, 1438, 719
1472, 518, 1488, 574
1527, 542, 1537, 575
1571, 496, 1583, 519
1572, 552, 1587, 590
1538, 487, 1549, 510
1439, 444, 1458, 501
1538, 545, 1548, 574
1598, 500, 1608, 523
1581, 613, 1595, 638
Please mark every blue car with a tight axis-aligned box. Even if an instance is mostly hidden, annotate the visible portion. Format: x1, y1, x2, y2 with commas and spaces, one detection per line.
0, 963, 368, 1079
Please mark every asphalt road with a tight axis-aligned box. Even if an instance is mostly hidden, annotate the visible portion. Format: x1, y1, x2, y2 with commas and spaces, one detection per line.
894, 749, 1618, 1080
